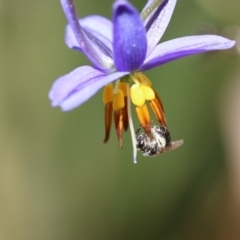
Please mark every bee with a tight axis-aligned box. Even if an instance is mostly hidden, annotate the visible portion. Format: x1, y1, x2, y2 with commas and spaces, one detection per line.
136, 125, 183, 157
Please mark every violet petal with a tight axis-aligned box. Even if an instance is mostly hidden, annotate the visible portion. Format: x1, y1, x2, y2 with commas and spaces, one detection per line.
140, 35, 236, 71
60, 0, 110, 70
113, 0, 147, 71
49, 66, 129, 111
142, 0, 177, 57
65, 15, 113, 63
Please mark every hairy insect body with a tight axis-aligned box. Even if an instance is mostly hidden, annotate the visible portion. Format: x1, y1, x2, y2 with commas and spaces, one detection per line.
136, 125, 183, 157
136, 125, 170, 157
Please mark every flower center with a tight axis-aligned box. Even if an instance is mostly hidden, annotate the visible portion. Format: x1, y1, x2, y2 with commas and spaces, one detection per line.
102, 72, 167, 163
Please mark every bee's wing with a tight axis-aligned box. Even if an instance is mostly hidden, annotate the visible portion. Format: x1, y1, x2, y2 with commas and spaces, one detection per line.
160, 139, 184, 153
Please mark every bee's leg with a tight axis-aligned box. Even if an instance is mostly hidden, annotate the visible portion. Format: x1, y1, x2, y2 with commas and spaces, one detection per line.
135, 125, 142, 138
142, 145, 150, 156
153, 142, 159, 154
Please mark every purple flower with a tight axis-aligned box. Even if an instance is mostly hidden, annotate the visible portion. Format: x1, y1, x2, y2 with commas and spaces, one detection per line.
49, 0, 235, 162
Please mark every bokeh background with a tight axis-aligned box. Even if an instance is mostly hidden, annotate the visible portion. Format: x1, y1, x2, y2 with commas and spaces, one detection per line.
1, 0, 240, 239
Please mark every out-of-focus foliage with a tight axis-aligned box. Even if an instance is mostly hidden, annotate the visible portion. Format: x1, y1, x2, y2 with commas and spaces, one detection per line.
0, 0, 240, 240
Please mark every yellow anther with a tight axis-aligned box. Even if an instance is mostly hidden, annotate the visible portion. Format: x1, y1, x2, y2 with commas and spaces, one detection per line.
113, 90, 125, 111
118, 82, 128, 96
135, 72, 152, 86
130, 84, 145, 107
140, 84, 155, 100
103, 84, 113, 104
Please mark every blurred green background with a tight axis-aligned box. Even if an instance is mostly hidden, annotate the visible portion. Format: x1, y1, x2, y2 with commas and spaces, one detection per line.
1, 0, 240, 239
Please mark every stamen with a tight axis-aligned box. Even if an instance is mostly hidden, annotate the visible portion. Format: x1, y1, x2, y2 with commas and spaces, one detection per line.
122, 97, 129, 131
127, 84, 137, 163
154, 89, 165, 112
103, 102, 113, 143
113, 90, 124, 111
130, 84, 145, 106
114, 109, 124, 148
130, 73, 140, 85
135, 104, 151, 136
117, 82, 128, 131
103, 84, 113, 104
113, 80, 120, 94
140, 84, 155, 100
118, 82, 128, 96
149, 89, 167, 126
149, 98, 167, 127
135, 72, 152, 86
